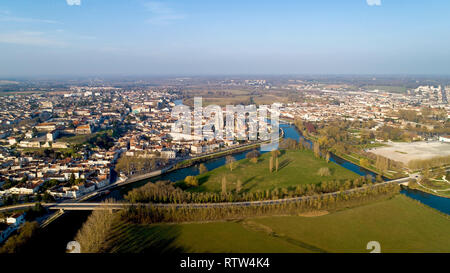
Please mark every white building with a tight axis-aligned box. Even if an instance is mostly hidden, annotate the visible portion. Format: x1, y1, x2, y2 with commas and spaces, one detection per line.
439, 136, 450, 143
6, 213, 25, 226
161, 150, 176, 159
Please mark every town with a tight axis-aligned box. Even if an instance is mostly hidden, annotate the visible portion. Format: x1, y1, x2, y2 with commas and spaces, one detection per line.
1, 76, 450, 251
1, 79, 450, 207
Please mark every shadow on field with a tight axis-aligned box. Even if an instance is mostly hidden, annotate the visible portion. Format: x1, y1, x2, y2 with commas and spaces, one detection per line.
198, 174, 211, 186
105, 222, 185, 254
241, 176, 257, 192
278, 158, 292, 171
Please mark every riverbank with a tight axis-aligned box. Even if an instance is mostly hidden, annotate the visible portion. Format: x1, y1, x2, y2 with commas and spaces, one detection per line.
172, 128, 284, 170
290, 121, 396, 180
77, 194, 450, 253
189, 149, 359, 193
173, 142, 265, 170
333, 151, 390, 179
406, 184, 450, 199
6, 120, 450, 253
401, 187, 450, 215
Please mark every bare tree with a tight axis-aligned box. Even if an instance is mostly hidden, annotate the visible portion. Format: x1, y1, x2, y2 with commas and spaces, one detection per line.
269, 157, 273, 173
236, 179, 242, 193
198, 163, 208, 174
74, 200, 117, 253
226, 156, 236, 171
221, 176, 227, 195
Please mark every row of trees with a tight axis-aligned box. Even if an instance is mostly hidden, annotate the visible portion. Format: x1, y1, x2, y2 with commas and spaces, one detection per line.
269, 150, 280, 173
121, 183, 401, 225
0, 222, 40, 254
408, 155, 450, 170
74, 200, 118, 253
73, 180, 402, 253
115, 156, 166, 176
125, 174, 379, 204
246, 150, 261, 163
294, 118, 406, 177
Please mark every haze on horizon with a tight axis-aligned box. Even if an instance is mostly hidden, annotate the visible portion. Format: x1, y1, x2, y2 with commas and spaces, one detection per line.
1, 0, 450, 77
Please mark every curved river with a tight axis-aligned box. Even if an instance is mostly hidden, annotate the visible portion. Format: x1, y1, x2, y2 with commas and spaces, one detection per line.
105, 121, 382, 200
30, 119, 450, 253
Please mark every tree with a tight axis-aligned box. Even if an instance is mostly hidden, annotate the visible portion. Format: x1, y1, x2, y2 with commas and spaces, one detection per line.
408, 179, 418, 187
20, 175, 28, 183
375, 155, 389, 172
74, 203, 117, 253
236, 179, 242, 193
318, 136, 330, 150
221, 176, 227, 195
376, 174, 383, 182
269, 157, 273, 173
226, 156, 236, 171
0, 222, 40, 253
325, 152, 330, 163
271, 149, 280, 158
198, 163, 208, 174
359, 158, 370, 168
69, 173, 76, 185
275, 157, 279, 172
313, 142, 320, 158
184, 176, 199, 187
317, 167, 331, 177
279, 138, 298, 150
246, 150, 260, 159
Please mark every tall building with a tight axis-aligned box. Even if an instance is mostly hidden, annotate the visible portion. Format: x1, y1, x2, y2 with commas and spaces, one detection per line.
446, 86, 450, 104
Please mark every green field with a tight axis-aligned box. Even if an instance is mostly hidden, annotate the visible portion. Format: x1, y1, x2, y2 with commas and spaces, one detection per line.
102, 195, 450, 253
182, 89, 291, 106
58, 129, 112, 144
105, 220, 308, 253
58, 134, 94, 144
189, 149, 359, 193
364, 85, 408, 93
252, 195, 450, 253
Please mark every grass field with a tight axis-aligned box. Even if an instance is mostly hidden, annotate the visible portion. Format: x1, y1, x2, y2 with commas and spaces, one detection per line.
58, 134, 94, 144
58, 130, 111, 144
182, 89, 291, 106
105, 220, 308, 253
189, 149, 359, 193
103, 195, 450, 253
364, 85, 407, 93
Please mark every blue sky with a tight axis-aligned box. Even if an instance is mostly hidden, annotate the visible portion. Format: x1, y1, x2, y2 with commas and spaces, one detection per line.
0, 0, 449, 76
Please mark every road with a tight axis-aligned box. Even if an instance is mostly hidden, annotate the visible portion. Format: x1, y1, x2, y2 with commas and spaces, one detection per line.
0, 174, 416, 212
0, 137, 279, 214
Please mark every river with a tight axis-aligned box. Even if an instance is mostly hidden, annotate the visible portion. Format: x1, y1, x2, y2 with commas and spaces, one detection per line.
31, 115, 449, 252
104, 121, 381, 200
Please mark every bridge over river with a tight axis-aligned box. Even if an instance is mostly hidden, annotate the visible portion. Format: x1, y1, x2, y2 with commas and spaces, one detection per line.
0, 175, 416, 212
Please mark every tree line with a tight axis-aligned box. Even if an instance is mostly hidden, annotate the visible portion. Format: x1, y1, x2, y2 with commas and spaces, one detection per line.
125, 174, 381, 204
115, 155, 167, 176
73, 184, 401, 252
408, 155, 450, 170
122, 183, 400, 224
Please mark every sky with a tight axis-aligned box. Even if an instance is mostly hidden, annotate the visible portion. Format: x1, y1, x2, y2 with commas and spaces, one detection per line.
0, 0, 450, 77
